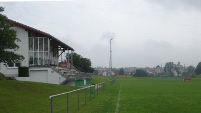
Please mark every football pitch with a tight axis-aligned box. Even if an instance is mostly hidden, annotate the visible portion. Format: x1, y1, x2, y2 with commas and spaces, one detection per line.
75, 76, 201, 113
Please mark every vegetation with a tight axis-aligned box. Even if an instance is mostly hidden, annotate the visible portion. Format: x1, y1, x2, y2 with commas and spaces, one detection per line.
0, 72, 5, 80
195, 62, 201, 75
119, 68, 124, 75
1, 75, 201, 113
0, 6, 24, 63
18, 67, 29, 77
188, 65, 195, 75
0, 75, 77, 113
69, 52, 94, 73
164, 62, 175, 76
133, 69, 148, 77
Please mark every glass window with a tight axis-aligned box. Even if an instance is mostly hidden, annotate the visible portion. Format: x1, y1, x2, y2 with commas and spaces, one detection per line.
29, 52, 34, 65
44, 52, 48, 59
44, 38, 48, 51
34, 52, 38, 65
8, 63, 14, 67
7, 62, 21, 68
39, 52, 43, 59
39, 38, 43, 51
34, 38, 38, 51
28, 37, 50, 66
29, 38, 33, 51
15, 63, 21, 67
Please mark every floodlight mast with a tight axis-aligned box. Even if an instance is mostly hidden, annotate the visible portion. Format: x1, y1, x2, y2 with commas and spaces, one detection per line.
109, 38, 113, 76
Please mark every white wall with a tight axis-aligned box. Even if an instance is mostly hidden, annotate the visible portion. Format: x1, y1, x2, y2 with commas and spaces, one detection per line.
30, 68, 65, 84
0, 26, 29, 77
15, 67, 66, 84
15, 77, 30, 81
47, 68, 66, 84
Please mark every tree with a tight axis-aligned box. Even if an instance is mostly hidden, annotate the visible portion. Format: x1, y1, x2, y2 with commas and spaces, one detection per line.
134, 69, 148, 77
119, 68, 124, 75
0, 6, 24, 63
70, 53, 94, 73
195, 62, 201, 75
164, 62, 175, 76
187, 65, 195, 75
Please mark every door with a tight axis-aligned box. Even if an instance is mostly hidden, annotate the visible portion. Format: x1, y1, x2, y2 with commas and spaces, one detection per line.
30, 70, 48, 83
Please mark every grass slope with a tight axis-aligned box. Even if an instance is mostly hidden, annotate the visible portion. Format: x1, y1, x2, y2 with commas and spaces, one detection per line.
0, 74, 77, 113
1, 74, 201, 113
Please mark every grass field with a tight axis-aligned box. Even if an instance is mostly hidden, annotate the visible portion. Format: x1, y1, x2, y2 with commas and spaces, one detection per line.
1, 74, 201, 113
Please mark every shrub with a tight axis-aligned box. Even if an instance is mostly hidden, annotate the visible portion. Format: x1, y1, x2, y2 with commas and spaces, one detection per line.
191, 74, 196, 78
0, 72, 5, 80
133, 69, 148, 77
18, 67, 29, 77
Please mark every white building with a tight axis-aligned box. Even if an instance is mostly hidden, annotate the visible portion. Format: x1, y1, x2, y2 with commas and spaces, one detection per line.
0, 19, 81, 85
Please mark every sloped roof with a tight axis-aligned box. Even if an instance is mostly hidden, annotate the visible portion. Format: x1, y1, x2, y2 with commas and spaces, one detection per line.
7, 19, 74, 51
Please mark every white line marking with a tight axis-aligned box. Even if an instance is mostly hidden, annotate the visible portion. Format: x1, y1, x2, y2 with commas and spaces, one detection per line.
115, 83, 122, 113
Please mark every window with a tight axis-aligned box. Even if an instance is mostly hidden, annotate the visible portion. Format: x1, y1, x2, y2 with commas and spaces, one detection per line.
34, 38, 38, 51
29, 37, 49, 66
7, 62, 21, 68
39, 38, 43, 51
29, 38, 33, 51
29, 52, 34, 65
44, 38, 48, 51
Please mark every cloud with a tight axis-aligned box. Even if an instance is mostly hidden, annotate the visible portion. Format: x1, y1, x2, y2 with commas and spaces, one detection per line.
101, 32, 115, 40
145, 0, 201, 11
1, 1, 201, 68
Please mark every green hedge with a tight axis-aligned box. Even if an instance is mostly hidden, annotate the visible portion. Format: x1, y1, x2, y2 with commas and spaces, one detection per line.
0, 72, 5, 80
18, 67, 29, 77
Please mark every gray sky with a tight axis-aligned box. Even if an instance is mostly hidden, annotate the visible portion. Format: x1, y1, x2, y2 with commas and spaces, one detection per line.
1, 0, 201, 68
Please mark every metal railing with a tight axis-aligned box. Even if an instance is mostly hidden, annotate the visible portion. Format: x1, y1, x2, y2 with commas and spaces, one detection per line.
49, 82, 104, 113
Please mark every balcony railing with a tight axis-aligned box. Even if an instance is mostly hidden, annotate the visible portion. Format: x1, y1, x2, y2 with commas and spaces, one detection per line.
29, 59, 57, 67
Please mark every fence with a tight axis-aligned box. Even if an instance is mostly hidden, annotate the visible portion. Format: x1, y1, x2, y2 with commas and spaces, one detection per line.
49, 82, 104, 113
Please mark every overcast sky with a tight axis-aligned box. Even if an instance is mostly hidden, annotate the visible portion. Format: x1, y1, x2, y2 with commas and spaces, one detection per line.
1, 0, 201, 68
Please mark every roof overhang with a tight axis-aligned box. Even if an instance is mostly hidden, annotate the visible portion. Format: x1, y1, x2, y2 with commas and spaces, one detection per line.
7, 19, 74, 51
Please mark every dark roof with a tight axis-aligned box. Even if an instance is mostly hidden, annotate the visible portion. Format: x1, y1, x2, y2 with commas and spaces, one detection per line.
7, 19, 74, 51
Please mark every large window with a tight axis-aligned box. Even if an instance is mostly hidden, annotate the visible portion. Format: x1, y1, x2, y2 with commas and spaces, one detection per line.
29, 37, 49, 65
34, 38, 38, 51
29, 38, 33, 51
7, 62, 21, 68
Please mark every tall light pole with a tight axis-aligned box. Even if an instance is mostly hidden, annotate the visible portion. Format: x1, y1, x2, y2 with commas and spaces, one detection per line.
109, 38, 113, 76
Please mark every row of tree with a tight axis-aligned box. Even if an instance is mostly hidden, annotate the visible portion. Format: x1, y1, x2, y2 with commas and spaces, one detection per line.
115, 61, 201, 77
163, 62, 200, 77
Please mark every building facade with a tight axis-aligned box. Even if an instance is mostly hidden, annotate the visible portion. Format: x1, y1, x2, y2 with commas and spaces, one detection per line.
0, 19, 77, 84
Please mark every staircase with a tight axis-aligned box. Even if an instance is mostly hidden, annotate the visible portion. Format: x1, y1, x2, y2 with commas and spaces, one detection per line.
51, 66, 92, 85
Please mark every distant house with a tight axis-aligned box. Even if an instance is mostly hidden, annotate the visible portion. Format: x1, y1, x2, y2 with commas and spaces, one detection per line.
0, 19, 91, 86
154, 66, 164, 76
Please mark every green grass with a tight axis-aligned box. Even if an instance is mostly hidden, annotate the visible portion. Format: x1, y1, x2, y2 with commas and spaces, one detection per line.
0, 73, 77, 113
118, 77, 201, 113
1, 74, 201, 113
